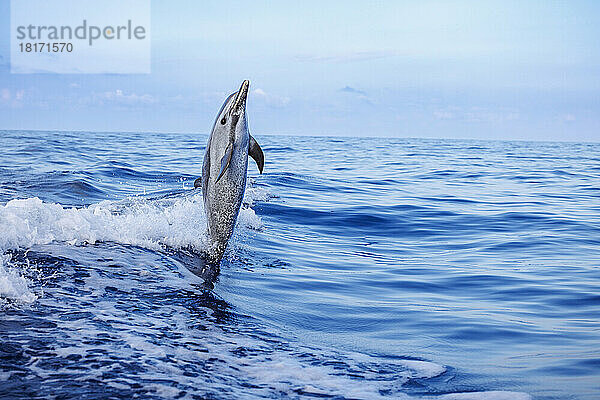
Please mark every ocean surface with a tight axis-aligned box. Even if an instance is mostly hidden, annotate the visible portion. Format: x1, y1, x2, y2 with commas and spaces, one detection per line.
0, 130, 599, 400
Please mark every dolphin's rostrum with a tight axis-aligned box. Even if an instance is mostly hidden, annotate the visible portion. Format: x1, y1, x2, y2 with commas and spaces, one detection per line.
194, 80, 264, 262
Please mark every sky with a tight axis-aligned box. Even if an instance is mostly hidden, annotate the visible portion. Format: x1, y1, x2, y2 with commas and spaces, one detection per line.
0, 0, 599, 141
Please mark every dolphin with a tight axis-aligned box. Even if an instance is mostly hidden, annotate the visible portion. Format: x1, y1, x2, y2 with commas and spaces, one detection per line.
194, 80, 264, 262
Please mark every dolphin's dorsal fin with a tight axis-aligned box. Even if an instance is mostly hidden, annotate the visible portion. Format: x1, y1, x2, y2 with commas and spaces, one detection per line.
216, 142, 234, 183
249, 135, 264, 174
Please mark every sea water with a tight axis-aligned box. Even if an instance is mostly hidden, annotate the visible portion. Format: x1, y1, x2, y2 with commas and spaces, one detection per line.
0, 130, 599, 399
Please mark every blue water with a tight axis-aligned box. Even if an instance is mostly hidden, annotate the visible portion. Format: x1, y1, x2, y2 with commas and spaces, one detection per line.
1, 130, 599, 399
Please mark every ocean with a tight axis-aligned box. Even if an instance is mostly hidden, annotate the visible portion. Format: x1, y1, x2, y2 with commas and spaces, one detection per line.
0, 130, 599, 399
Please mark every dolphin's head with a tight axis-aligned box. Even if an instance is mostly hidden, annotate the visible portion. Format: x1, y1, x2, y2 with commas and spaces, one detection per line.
212, 80, 250, 140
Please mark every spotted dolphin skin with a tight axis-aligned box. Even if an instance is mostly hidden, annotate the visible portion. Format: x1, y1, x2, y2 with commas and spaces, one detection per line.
194, 80, 264, 262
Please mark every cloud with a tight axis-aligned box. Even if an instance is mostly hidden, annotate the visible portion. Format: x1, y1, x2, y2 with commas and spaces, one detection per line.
465, 108, 519, 123
296, 50, 398, 63
69, 83, 81, 89
86, 89, 157, 107
433, 106, 519, 123
339, 86, 367, 96
560, 113, 576, 123
339, 86, 373, 105
252, 88, 290, 108
433, 110, 454, 120
0, 88, 25, 108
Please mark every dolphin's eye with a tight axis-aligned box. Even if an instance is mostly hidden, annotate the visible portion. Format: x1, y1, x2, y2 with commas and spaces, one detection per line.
220, 117, 226, 125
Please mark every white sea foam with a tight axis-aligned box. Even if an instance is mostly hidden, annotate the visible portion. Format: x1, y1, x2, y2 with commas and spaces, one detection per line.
0, 196, 203, 251
397, 359, 447, 378
0, 253, 37, 304
434, 391, 532, 400
237, 356, 412, 399
0, 189, 263, 303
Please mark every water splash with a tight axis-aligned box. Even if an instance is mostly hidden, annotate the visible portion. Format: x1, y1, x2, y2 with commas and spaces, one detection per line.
0, 188, 264, 303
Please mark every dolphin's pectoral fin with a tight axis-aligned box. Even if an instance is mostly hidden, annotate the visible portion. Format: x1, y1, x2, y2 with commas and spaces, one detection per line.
216, 142, 234, 183
193, 176, 202, 189
249, 135, 264, 174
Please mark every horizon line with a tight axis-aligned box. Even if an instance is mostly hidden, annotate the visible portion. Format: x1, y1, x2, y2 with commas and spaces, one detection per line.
1, 128, 598, 145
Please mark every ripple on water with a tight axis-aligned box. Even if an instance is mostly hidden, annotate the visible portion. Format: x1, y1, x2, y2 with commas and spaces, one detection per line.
1, 132, 599, 399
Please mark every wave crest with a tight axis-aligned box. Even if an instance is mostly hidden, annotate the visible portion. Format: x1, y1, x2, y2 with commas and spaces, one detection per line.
0, 189, 264, 303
